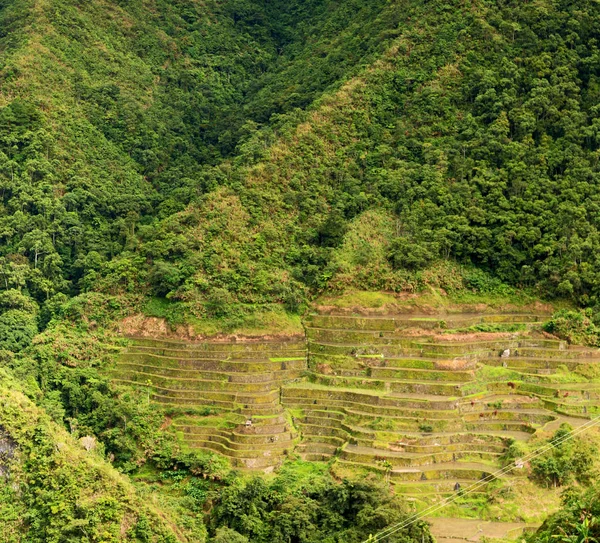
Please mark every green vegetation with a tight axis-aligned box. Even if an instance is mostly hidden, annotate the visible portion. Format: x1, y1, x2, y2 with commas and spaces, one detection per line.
530, 425, 598, 489
0, 369, 185, 543
544, 309, 600, 346
528, 484, 600, 542
143, 297, 304, 336
208, 462, 433, 543
2, 0, 600, 540
1, 0, 600, 323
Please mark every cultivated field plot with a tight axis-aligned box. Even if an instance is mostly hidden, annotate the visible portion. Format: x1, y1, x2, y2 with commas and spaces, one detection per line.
110, 311, 600, 487
110, 338, 307, 470
288, 312, 600, 492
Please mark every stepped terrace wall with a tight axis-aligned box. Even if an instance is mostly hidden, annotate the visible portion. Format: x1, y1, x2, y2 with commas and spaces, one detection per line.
286, 311, 599, 490
111, 337, 307, 471
108, 310, 600, 485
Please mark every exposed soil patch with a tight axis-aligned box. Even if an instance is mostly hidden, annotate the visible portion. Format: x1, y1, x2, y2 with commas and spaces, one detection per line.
120, 315, 171, 337
119, 314, 303, 342
398, 330, 516, 342
316, 363, 335, 375
433, 332, 515, 342
434, 359, 476, 370
120, 513, 136, 539
481, 394, 538, 406
313, 296, 555, 317
400, 328, 437, 337
0, 426, 17, 478
428, 517, 538, 542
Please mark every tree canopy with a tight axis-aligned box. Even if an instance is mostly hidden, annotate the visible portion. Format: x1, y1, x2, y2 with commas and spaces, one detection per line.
0, 0, 599, 320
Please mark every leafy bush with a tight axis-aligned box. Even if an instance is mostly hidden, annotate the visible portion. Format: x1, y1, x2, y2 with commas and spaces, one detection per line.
213, 527, 249, 543
530, 425, 597, 488
543, 310, 600, 346
209, 473, 433, 543
0, 289, 39, 313
527, 484, 600, 543
0, 310, 38, 352
501, 439, 529, 468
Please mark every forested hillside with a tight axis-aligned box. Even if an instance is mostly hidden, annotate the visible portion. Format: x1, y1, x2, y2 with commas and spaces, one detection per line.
0, 0, 405, 314
1, 0, 600, 326
2, 0, 600, 541
0, 369, 189, 542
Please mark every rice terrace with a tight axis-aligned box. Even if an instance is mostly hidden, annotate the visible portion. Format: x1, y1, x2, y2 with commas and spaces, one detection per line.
110, 292, 600, 541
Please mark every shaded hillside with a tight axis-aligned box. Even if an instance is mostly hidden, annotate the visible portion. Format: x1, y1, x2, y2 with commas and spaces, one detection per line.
0, 0, 403, 310
0, 369, 189, 543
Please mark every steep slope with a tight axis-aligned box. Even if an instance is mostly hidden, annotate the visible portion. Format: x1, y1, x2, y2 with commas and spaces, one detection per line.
2, 0, 600, 537
3, 0, 600, 320
0, 0, 405, 310
0, 369, 192, 543
138, 0, 600, 315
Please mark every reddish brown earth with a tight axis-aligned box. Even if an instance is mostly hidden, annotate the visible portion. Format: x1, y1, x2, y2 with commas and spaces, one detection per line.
427, 517, 538, 542
119, 314, 303, 342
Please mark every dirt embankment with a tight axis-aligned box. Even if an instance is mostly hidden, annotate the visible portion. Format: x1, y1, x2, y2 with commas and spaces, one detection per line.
399, 328, 517, 341
433, 332, 515, 342
119, 315, 304, 343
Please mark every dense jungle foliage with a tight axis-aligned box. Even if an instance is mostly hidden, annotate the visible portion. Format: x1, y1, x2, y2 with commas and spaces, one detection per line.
2, 0, 600, 541
2, 0, 600, 325
0, 370, 189, 543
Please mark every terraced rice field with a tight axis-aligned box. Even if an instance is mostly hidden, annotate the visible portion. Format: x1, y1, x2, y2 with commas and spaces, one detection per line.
109, 338, 307, 469
286, 312, 600, 491
109, 311, 600, 483
427, 517, 538, 543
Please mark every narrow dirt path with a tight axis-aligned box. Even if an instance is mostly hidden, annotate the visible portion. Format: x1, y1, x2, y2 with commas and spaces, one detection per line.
428, 517, 538, 542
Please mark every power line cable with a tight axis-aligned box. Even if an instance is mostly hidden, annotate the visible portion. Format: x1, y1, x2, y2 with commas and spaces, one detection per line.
366, 414, 600, 542
362, 413, 600, 543
366, 415, 600, 542
367, 414, 600, 542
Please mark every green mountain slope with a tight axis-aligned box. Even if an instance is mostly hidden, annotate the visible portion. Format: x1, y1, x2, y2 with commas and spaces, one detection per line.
0, 369, 189, 543
0, 0, 404, 307
3, 0, 600, 318
131, 0, 600, 319
2, 0, 600, 540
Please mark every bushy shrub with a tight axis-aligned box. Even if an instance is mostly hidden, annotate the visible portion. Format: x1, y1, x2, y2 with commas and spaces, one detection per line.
543, 310, 600, 346
213, 527, 249, 543
530, 425, 597, 488
527, 484, 600, 542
